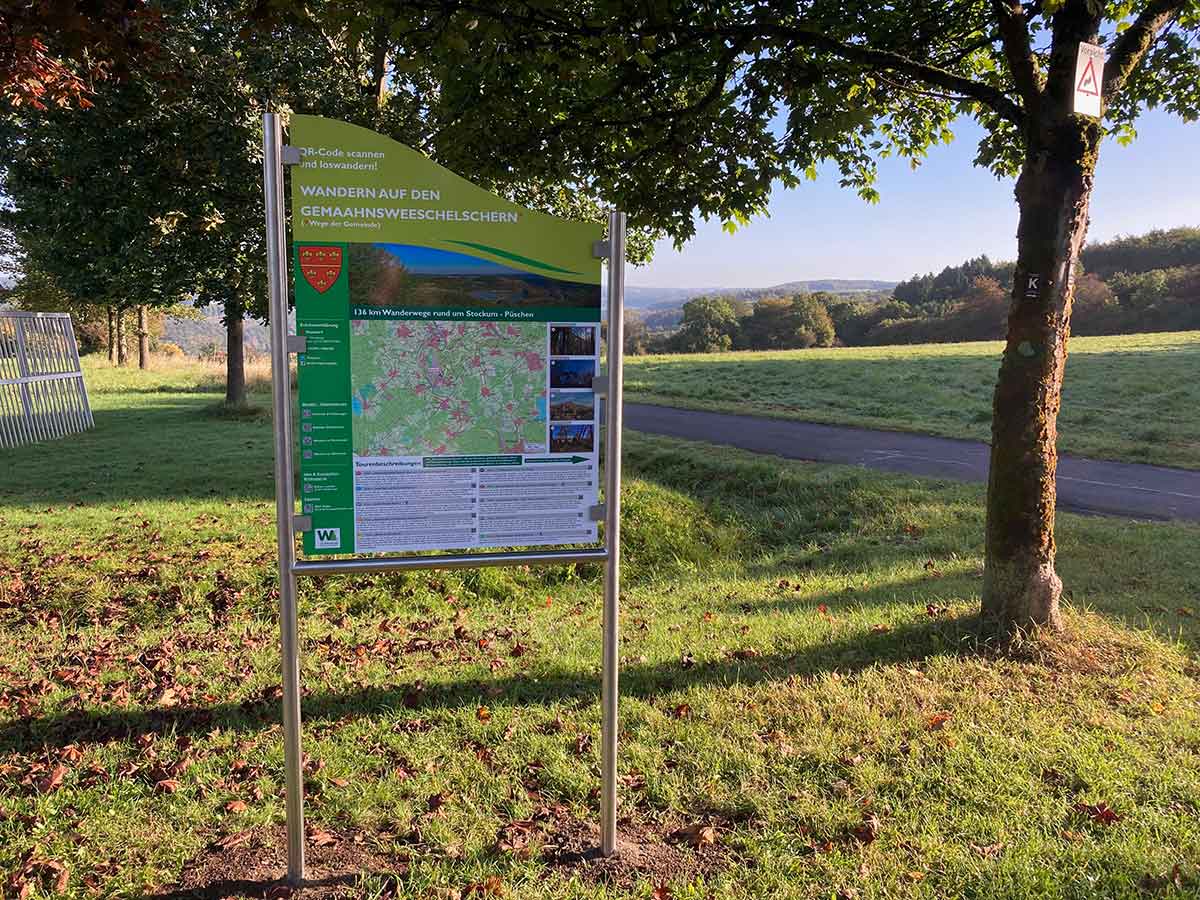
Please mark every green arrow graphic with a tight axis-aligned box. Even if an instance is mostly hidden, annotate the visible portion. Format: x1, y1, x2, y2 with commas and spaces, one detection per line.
525, 456, 588, 464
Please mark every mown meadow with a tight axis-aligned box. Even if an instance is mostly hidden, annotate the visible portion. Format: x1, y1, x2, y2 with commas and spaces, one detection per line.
0, 358, 1198, 898
625, 331, 1200, 469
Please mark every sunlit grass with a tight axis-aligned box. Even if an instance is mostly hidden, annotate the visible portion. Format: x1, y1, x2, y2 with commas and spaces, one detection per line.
0, 361, 1197, 897
626, 331, 1200, 469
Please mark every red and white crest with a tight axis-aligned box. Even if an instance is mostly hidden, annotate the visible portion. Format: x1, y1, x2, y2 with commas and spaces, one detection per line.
298, 245, 343, 293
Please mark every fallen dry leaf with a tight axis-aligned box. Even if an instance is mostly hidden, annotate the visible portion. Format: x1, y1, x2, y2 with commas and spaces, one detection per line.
926, 712, 952, 731
307, 828, 337, 847
672, 822, 717, 848
1074, 802, 1121, 825
651, 884, 673, 900
852, 813, 880, 844
971, 841, 1004, 860
154, 778, 181, 794
39, 763, 68, 794
224, 799, 248, 813
465, 875, 505, 896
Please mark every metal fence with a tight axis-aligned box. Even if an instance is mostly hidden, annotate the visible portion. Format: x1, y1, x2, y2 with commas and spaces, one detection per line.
0, 312, 94, 449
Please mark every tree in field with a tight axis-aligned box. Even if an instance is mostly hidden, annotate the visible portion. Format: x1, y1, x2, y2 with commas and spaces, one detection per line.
411, 0, 1199, 636
673, 296, 742, 352
740, 295, 837, 350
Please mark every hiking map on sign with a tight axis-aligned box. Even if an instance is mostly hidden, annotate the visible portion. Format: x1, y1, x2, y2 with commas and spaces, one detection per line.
289, 115, 603, 556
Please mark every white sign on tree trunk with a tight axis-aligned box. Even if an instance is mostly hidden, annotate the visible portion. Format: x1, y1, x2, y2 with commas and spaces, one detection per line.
1073, 42, 1105, 118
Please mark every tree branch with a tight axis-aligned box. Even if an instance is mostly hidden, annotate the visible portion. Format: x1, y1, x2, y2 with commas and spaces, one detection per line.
761, 24, 1026, 126
992, 0, 1042, 110
1103, 0, 1188, 99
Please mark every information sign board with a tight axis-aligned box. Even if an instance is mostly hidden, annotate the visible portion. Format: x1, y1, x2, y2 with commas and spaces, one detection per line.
289, 115, 604, 555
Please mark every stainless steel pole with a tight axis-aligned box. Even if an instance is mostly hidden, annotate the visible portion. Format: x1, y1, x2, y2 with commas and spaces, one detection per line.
263, 111, 306, 884
600, 210, 626, 857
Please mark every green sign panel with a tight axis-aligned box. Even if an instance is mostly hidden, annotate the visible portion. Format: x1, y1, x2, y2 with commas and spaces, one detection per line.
289, 115, 603, 556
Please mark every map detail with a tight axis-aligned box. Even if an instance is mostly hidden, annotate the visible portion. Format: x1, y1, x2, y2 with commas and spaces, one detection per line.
350, 320, 548, 456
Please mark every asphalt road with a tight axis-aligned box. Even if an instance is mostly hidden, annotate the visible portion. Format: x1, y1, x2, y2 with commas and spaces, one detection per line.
624, 403, 1200, 522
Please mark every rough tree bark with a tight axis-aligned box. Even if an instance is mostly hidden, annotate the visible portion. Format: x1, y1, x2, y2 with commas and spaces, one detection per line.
106, 306, 117, 364
225, 302, 246, 407
115, 308, 128, 366
982, 3, 1103, 634
136, 305, 150, 370
369, 17, 390, 107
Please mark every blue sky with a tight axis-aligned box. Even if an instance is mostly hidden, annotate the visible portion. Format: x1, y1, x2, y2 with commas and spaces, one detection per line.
378, 243, 515, 276
632, 109, 1200, 289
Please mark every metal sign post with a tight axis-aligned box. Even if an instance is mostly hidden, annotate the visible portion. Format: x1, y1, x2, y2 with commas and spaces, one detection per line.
263, 112, 307, 883
600, 210, 626, 856
261, 112, 627, 884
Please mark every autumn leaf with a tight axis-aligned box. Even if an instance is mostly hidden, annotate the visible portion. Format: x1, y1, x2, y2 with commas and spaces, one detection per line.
213, 830, 252, 850
971, 841, 1004, 859
651, 884, 674, 900
155, 778, 181, 794
307, 828, 337, 847
39, 763, 68, 793
476, 705, 491, 722
465, 875, 505, 896
671, 703, 691, 719
672, 822, 717, 848
224, 799, 248, 814
926, 712, 952, 731
852, 813, 880, 844
1074, 802, 1121, 825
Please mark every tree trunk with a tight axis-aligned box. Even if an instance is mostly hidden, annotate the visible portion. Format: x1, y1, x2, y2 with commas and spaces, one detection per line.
137, 305, 150, 370
107, 307, 117, 363
225, 306, 246, 407
983, 51, 1102, 634
116, 309, 128, 366
370, 16, 389, 107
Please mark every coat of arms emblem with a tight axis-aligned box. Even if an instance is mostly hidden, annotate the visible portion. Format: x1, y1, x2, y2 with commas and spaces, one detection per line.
298, 246, 343, 293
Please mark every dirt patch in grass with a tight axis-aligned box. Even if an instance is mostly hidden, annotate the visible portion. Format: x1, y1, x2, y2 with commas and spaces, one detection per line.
153, 825, 404, 899
540, 812, 729, 890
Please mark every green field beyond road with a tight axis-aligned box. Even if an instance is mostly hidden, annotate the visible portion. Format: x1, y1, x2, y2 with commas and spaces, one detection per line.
0, 360, 1198, 897
626, 331, 1200, 469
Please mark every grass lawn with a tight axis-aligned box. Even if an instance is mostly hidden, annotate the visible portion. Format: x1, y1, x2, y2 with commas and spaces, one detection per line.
625, 331, 1200, 469
1, 357, 1199, 898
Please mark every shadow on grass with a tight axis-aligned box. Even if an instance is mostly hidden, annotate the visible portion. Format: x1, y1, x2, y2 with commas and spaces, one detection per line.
0, 400, 277, 506
0, 613, 982, 754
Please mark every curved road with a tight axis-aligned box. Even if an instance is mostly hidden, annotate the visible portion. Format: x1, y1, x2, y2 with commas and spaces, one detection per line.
625, 403, 1200, 522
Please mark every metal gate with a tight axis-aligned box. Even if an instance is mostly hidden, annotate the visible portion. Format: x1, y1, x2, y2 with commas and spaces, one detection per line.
0, 311, 94, 449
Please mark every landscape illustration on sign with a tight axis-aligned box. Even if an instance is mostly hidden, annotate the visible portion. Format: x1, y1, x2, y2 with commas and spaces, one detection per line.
349, 243, 600, 309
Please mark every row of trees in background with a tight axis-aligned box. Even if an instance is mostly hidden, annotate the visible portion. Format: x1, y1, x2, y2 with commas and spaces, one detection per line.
626, 293, 837, 354
626, 227, 1200, 355
1, 0, 656, 407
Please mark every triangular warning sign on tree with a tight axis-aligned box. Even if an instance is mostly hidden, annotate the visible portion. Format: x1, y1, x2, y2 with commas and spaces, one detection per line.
1076, 58, 1099, 96
1073, 41, 1105, 118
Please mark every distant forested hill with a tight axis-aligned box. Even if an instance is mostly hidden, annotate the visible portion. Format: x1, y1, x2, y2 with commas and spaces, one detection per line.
163, 306, 273, 355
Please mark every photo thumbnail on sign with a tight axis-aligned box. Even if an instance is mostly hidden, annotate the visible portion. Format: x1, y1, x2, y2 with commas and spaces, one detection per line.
550, 358, 596, 389
550, 325, 596, 356
549, 390, 595, 421
550, 423, 595, 453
